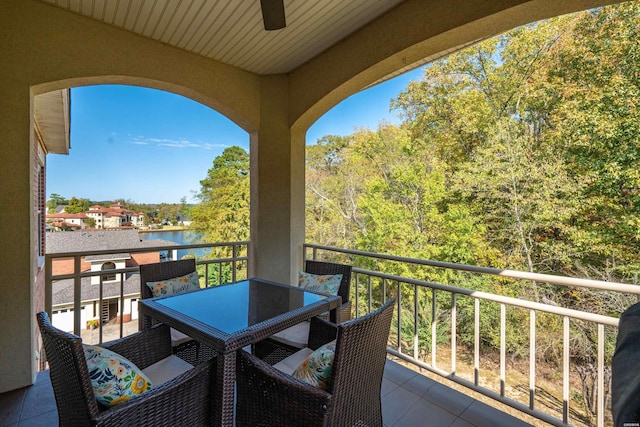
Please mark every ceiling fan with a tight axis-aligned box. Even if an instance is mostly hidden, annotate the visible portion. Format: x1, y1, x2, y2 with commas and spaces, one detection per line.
260, 0, 286, 31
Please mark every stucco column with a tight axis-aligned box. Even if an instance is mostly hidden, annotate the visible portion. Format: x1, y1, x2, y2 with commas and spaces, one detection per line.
0, 83, 35, 392
249, 76, 305, 285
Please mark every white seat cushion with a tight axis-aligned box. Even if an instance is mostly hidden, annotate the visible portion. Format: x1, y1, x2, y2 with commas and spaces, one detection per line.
272, 347, 313, 376
142, 354, 193, 386
270, 321, 310, 349
170, 328, 192, 346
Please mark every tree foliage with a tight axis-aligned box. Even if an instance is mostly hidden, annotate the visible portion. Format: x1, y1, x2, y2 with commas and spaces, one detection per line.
305, 3, 640, 375
191, 146, 250, 244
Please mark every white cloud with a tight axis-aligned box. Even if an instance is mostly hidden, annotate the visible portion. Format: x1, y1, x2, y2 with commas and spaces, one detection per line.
126, 135, 229, 150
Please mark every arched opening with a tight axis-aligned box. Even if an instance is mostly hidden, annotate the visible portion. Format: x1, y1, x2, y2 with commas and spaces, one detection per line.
100, 262, 116, 282
41, 82, 251, 342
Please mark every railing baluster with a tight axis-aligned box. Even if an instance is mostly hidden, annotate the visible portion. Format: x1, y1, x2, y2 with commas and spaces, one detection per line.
73, 255, 82, 337
597, 324, 604, 427
397, 282, 402, 352
530, 310, 536, 410
205, 262, 209, 287
431, 288, 436, 368
355, 273, 360, 318
474, 298, 480, 386
232, 244, 237, 283
119, 274, 125, 338
414, 284, 419, 361
451, 293, 456, 375
500, 303, 505, 397
563, 316, 570, 424
45, 255, 53, 318
367, 275, 372, 314
98, 275, 104, 344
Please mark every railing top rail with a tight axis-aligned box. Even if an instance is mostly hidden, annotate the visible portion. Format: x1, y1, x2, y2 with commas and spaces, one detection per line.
305, 243, 640, 295
45, 240, 250, 259
352, 267, 619, 326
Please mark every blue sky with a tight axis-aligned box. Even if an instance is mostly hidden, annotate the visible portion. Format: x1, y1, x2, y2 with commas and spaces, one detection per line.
47, 67, 424, 204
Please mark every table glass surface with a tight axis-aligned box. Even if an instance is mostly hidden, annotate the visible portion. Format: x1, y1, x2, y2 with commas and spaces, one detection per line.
156, 279, 328, 334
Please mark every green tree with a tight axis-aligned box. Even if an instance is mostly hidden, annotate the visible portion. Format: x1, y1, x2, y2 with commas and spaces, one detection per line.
64, 197, 92, 214
546, 2, 640, 280
46, 193, 68, 213
306, 134, 365, 250
191, 146, 250, 244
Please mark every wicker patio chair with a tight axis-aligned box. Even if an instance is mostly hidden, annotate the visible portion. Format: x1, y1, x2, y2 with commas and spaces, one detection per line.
37, 311, 216, 427
139, 258, 215, 364
236, 299, 395, 427
305, 260, 353, 323
258, 260, 353, 358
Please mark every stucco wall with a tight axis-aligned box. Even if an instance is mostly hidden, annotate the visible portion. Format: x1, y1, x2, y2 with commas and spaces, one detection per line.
0, 0, 263, 393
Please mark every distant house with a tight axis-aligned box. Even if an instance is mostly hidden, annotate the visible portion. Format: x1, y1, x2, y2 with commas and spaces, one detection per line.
47, 229, 175, 332
45, 211, 89, 230
86, 203, 145, 229
47, 202, 146, 230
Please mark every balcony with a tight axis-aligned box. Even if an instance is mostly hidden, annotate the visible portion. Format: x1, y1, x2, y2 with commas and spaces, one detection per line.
0, 358, 532, 426
16, 240, 631, 426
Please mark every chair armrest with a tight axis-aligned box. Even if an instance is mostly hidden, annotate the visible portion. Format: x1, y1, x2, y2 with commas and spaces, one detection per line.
236, 350, 331, 427
308, 316, 337, 350
317, 300, 352, 324
93, 357, 215, 427
101, 323, 173, 369
337, 300, 352, 323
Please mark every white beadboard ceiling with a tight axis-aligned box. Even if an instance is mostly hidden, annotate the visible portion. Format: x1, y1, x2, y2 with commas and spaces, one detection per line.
39, 0, 405, 75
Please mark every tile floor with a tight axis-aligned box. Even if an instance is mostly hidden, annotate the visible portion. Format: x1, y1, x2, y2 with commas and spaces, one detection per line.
0, 360, 534, 427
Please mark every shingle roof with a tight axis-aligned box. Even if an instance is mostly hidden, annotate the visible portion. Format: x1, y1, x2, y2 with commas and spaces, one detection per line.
46, 229, 174, 253
46, 212, 89, 219
52, 273, 141, 306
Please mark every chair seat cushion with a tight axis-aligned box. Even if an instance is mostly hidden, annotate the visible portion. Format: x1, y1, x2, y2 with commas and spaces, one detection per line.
270, 321, 310, 349
83, 345, 152, 407
142, 354, 193, 386
170, 328, 193, 346
272, 347, 314, 375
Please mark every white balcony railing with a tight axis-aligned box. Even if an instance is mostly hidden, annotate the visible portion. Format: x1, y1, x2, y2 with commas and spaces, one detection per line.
304, 243, 639, 427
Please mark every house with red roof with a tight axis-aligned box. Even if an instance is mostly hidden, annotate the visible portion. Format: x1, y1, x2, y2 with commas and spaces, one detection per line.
47, 202, 145, 230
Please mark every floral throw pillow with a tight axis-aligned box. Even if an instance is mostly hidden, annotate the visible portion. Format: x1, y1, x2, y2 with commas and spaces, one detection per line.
298, 271, 342, 296
146, 270, 200, 297
292, 340, 336, 390
83, 345, 152, 407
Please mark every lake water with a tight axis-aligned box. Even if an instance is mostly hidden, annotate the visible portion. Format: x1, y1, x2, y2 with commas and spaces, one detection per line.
140, 230, 205, 259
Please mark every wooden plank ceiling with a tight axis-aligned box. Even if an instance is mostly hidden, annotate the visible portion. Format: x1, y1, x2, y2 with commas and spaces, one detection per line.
39, 0, 405, 75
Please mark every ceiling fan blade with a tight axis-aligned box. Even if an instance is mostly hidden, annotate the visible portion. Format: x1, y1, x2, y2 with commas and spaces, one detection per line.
260, 0, 286, 31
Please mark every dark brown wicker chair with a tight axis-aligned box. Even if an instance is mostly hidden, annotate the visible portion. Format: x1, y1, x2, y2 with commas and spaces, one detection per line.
236, 299, 395, 427
256, 260, 354, 359
139, 258, 215, 364
304, 260, 353, 324
37, 311, 216, 427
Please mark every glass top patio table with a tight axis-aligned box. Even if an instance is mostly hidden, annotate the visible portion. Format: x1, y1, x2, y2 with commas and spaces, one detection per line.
138, 277, 341, 427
